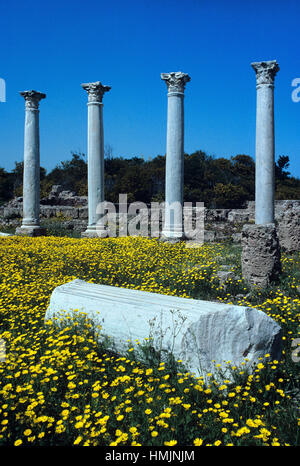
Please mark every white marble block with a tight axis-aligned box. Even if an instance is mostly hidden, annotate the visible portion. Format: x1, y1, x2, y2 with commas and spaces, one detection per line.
45, 279, 282, 380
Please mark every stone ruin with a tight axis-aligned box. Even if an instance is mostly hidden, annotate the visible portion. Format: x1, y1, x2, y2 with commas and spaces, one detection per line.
3, 61, 299, 378
1, 191, 299, 253
1, 60, 298, 289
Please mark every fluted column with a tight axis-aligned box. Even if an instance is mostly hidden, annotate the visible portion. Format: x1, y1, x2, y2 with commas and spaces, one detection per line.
251, 60, 279, 225
16, 90, 46, 237
161, 71, 190, 241
81, 81, 111, 238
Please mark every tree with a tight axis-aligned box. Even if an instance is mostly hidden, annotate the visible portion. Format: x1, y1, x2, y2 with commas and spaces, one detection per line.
275, 155, 290, 181
46, 152, 87, 194
0, 168, 13, 203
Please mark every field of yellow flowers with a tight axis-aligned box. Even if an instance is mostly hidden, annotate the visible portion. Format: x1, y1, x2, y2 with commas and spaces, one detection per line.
0, 235, 299, 446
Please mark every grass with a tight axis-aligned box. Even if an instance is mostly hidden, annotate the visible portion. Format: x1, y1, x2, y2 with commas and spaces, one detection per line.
0, 235, 299, 446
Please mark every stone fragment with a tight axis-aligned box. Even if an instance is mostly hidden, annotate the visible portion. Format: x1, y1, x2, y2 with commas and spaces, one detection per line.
45, 279, 282, 380
241, 223, 281, 288
50, 185, 63, 195
204, 230, 216, 242
217, 265, 238, 289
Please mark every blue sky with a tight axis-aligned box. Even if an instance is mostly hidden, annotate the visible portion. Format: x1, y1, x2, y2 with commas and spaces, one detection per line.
0, 0, 299, 178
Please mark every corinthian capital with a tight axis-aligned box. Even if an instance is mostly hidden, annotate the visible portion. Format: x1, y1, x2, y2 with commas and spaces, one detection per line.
20, 90, 46, 110
161, 71, 191, 93
251, 60, 280, 87
81, 81, 111, 103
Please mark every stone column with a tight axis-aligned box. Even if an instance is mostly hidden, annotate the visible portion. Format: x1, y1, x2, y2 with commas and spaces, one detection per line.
16, 90, 46, 237
241, 61, 281, 288
161, 71, 190, 241
251, 60, 279, 224
81, 81, 111, 238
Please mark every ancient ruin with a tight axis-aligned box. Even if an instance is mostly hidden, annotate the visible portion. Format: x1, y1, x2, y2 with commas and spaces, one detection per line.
241, 60, 282, 288
45, 279, 282, 381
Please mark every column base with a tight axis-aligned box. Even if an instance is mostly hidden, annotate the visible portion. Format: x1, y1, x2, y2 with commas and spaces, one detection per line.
81, 227, 109, 239
241, 223, 281, 288
161, 229, 185, 243
15, 225, 47, 237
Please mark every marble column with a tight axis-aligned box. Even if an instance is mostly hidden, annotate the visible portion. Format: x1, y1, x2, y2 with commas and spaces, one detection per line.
161, 71, 190, 241
251, 60, 279, 225
81, 81, 111, 238
16, 90, 46, 237
241, 61, 281, 288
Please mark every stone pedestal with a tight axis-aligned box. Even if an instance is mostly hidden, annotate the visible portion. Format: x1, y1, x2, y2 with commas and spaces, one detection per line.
16, 90, 46, 237
161, 72, 190, 241
81, 82, 110, 238
15, 225, 46, 237
241, 224, 281, 288
251, 61, 279, 225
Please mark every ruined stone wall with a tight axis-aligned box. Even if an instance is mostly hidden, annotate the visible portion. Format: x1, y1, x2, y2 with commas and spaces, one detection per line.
0, 186, 299, 251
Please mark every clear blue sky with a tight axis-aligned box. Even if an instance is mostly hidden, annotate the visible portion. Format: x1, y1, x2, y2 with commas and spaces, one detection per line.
0, 0, 299, 178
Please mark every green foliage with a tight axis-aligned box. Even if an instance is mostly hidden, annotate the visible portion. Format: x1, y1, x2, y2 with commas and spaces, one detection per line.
0, 168, 13, 204
1, 152, 299, 208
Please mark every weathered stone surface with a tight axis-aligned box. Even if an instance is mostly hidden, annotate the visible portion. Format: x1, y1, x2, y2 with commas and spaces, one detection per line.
45, 279, 282, 380
15, 225, 46, 237
217, 266, 238, 287
232, 232, 241, 243
204, 230, 216, 242
228, 210, 251, 223
205, 209, 231, 222
277, 206, 300, 252
241, 223, 281, 288
3, 207, 22, 219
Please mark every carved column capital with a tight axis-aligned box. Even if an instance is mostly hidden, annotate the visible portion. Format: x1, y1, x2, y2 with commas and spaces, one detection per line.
251, 60, 280, 88
161, 71, 191, 94
20, 90, 46, 110
81, 81, 111, 104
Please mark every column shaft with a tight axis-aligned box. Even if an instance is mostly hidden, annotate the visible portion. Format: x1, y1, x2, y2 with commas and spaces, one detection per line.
252, 60, 279, 225
255, 84, 275, 224
16, 90, 46, 236
161, 72, 190, 240
87, 102, 104, 228
23, 106, 41, 226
